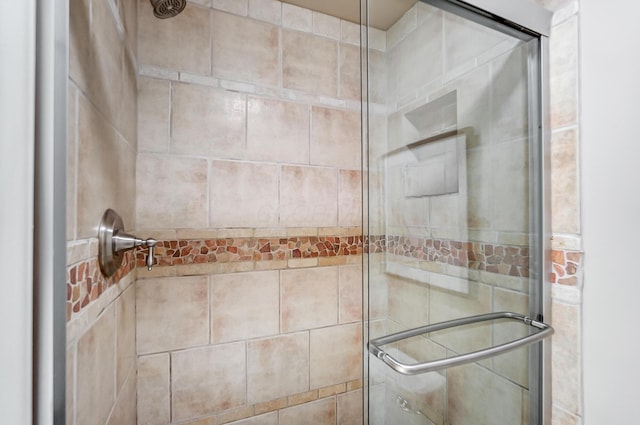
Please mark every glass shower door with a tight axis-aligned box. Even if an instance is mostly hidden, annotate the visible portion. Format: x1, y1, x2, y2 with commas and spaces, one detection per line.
364, 1, 551, 424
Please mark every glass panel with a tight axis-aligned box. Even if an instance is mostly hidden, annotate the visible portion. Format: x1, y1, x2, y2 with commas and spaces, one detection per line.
365, 1, 542, 424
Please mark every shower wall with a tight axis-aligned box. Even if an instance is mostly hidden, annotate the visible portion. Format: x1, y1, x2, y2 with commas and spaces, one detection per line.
367, 3, 535, 424
66, 0, 138, 425
133, 1, 366, 424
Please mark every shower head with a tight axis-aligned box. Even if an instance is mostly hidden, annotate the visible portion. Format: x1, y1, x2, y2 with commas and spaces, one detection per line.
150, 0, 186, 19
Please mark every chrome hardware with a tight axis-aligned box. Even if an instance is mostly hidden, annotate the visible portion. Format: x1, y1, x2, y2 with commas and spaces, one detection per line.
369, 311, 554, 375
98, 209, 157, 277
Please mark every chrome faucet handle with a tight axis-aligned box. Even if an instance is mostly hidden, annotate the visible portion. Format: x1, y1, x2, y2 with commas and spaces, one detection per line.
144, 238, 157, 270
98, 209, 159, 277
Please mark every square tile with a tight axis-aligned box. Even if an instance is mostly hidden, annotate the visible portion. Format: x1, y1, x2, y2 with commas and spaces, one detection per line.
136, 154, 208, 229
311, 107, 361, 170
212, 11, 279, 86
211, 271, 279, 343
339, 264, 363, 323
281, 267, 339, 332
172, 343, 247, 420
310, 323, 362, 388
279, 396, 336, 425
136, 276, 209, 354
247, 333, 309, 404
283, 30, 338, 97
138, 77, 170, 153
247, 97, 309, 164
172, 82, 246, 159
280, 165, 338, 227
137, 354, 170, 425
210, 160, 279, 227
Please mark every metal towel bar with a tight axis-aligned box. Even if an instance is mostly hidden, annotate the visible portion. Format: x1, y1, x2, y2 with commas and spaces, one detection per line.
368, 311, 553, 375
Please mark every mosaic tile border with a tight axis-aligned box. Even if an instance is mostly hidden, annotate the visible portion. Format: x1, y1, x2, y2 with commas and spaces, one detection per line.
67, 232, 582, 320
384, 235, 531, 278
137, 235, 365, 268
66, 250, 135, 321
551, 249, 584, 286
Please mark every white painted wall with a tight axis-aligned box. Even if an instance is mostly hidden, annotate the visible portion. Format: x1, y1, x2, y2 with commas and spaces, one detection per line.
0, 1, 36, 424
581, 1, 640, 423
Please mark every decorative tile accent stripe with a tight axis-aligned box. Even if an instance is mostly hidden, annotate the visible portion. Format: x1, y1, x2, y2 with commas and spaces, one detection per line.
66, 250, 135, 321
67, 233, 548, 320
137, 235, 365, 268
551, 249, 583, 285
378, 235, 531, 278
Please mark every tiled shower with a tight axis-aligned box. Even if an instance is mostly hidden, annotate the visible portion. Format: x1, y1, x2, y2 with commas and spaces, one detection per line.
65, 1, 583, 425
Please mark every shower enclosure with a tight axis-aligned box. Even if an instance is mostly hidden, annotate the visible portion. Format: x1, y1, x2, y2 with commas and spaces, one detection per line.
362, 0, 552, 424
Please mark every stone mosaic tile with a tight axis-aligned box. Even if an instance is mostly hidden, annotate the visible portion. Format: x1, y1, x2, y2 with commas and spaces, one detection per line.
66, 250, 135, 321
551, 249, 583, 286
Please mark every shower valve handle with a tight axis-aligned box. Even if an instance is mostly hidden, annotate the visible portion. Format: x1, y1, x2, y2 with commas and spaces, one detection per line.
112, 232, 158, 270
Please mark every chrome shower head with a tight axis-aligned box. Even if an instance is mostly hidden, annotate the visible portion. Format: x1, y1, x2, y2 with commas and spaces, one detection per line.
150, 0, 186, 19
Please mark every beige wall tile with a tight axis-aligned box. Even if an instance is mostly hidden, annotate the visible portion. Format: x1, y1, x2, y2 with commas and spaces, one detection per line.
311, 107, 361, 169
283, 30, 338, 97
552, 406, 582, 425
444, 13, 507, 73
120, 0, 138, 56
281, 267, 339, 332
491, 46, 528, 143
76, 306, 116, 425
280, 397, 336, 425
282, 3, 312, 32
388, 276, 429, 330
248, 0, 281, 25
210, 160, 279, 227
212, 11, 279, 86
136, 154, 208, 229
247, 97, 310, 164
429, 282, 492, 355
138, 77, 170, 153
312, 12, 341, 40
492, 139, 529, 232
549, 16, 578, 129
310, 323, 362, 388
551, 128, 580, 235
116, 285, 136, 391
120, 52, 137, 147
339, 170, 362, 227
493, 288, 529, 387
212, 0, 248, 15
69, 0, 90, 92
106, 370, 136, 425
448, 363, 523, 425
136, 276, 209, 354
172, 343, 246, 421
172, 82, 246, 158
280, 165, 338, 227
552, 301, 582, 415
341, 21, 360, 46
338, 390, 363, 425
339, 264, 363, 324
90, 0, 123, 126
137, 354, 171, 425
390, 12, 442, 101
77, 96, 135, 238
467, 147, 492, 229
247, 332, 309, 404
211, 271, 279, 343
138, 1, 211, 74
340, 44, 361, 101
368, 49, 386, 105
227, 413, 278, 425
